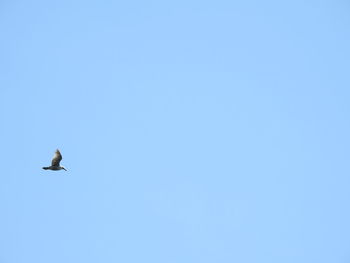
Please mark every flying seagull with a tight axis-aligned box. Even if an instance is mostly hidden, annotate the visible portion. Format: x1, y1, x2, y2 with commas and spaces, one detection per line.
43, 149, 67, 171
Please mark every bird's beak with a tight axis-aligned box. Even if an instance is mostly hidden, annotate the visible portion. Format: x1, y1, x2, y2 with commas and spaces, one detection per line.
63, 167, 67, 171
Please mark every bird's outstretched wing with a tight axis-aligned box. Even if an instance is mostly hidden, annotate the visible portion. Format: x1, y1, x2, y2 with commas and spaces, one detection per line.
51, 149, 62, 167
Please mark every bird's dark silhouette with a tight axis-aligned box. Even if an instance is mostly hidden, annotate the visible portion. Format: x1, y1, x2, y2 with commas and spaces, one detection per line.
43, 149, 67, 171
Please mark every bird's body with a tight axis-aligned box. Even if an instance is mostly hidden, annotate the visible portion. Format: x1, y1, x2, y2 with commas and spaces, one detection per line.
43, 149, 67, 171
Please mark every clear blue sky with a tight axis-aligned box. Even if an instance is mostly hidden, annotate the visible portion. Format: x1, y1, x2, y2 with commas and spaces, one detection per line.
1, 0, 350, 262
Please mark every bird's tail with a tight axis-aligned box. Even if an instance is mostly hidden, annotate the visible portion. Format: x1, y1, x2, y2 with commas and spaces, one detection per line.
42, 167, 49, 170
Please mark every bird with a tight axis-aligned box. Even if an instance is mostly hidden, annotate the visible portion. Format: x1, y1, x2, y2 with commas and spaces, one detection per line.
42, 149, 67, 171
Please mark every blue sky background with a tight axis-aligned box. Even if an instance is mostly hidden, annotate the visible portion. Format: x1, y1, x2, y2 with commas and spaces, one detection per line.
1, 0, 350, 262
